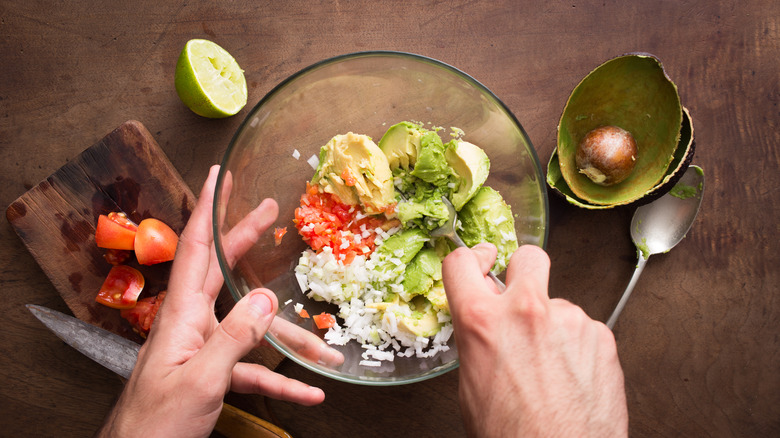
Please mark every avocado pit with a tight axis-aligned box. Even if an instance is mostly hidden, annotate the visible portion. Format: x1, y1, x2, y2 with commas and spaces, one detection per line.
576, 125, 637, 186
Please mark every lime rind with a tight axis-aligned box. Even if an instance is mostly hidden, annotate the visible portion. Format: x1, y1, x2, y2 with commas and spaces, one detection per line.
174, 39, 248, 118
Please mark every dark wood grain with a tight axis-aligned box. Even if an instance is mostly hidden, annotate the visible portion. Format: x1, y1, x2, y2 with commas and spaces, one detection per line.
1, 1, 778, 437
7, 120, 194, 341
5, 119, 285, 374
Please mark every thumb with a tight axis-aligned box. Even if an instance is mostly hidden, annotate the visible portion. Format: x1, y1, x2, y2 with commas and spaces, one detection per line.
188, 289, 278, 385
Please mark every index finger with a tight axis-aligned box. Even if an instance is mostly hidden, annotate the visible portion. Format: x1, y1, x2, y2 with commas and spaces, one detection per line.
167, 165, 220, 303
442, 246, 496, 317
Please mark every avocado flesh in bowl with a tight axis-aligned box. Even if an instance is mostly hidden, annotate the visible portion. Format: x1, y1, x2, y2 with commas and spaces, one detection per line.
556, 54, 683, 206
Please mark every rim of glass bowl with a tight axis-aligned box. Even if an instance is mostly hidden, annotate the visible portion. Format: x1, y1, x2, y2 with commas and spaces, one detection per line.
214, 50, 549, 385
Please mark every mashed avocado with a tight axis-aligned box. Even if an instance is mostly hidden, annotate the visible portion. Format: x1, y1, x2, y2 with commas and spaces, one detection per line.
458, 186, 518, 273
312, 132, 395, 214
382, 125, 453, 231
394, 167, 451, 230
410, 130, 452, 187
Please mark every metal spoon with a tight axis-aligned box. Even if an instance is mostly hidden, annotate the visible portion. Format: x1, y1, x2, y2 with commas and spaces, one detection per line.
431, 196, 506, 291
606, 165, 705, 329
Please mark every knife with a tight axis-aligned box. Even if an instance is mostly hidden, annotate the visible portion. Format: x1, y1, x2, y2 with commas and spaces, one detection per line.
26, 304, 292, 438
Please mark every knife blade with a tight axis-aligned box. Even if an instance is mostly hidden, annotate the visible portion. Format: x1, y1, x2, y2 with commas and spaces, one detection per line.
26, 304, 292, 438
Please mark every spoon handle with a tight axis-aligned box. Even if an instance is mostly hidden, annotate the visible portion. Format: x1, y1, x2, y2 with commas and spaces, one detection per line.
606, 256, 648, 330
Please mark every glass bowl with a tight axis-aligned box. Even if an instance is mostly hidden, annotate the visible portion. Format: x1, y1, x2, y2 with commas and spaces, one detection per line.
214, 51, 548, 385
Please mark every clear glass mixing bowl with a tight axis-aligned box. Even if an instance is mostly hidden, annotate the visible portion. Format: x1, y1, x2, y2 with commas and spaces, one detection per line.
214, 51, 548, 385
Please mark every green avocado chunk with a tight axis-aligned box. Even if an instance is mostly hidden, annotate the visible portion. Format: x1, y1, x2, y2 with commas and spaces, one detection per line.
383, 123, 454, 231
374, 228, 429, 264
401, 247, 442, 302
426, 280, 449, 313
445, 139, 490, 210
377, 121, 423, 170
458, 186, 518, 273
395, 296, 442, 338
396, 181, 450, 231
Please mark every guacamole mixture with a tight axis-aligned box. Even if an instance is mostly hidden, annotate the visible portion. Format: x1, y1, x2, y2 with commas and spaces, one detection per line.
293, 121, 518, 365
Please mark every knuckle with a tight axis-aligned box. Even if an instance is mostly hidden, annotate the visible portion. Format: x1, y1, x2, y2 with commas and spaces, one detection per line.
219, 316, 261, 348
515, 295, 548, 321
196, 376, 228, 402
456, 300, 498, 338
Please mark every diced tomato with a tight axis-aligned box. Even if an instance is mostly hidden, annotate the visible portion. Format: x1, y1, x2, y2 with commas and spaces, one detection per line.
120, 291, 166, 338
274, 227, 287, 246
313, 312, 336, 329
341, 169, 357, 187
293, 183, 392, 263
299, 309, 310, 318
95, 265, 145, 309
103, 248, 132, 265
95, 212, 138, 250
134, 218, 178, 265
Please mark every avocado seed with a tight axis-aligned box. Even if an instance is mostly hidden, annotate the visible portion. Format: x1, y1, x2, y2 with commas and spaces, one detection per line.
576, 126, 637, 186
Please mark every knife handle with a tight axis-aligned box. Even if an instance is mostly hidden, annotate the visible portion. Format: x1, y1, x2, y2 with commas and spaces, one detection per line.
215, 403, 292, 438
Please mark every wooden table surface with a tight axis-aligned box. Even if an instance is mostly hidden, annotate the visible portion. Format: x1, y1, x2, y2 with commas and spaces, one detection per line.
2, 1, 778, 436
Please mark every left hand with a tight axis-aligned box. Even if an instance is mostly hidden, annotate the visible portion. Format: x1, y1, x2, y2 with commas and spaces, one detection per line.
98, 165, 325, 438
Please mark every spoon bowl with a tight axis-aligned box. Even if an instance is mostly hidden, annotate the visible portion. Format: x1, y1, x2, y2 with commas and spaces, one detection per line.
606, 165, 704, 329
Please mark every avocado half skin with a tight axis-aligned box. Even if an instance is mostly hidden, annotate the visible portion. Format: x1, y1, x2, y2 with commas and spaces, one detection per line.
547, 107, 695, 210
554, 53, 684, 207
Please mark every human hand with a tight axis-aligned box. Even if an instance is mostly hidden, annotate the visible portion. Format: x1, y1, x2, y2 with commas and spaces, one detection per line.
98, 165, 325, 438
442, 244, 628, 438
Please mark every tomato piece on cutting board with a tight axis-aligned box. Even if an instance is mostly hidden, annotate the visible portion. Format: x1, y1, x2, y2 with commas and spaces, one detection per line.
121, 291, 166, 337
103, 248, 132, 265
95, 265, 145, 309
95, 212, 138, 250
134, 218, 179, 265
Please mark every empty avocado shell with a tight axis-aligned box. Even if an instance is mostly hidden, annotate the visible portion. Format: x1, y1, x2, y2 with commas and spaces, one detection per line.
548, 53, 686, 208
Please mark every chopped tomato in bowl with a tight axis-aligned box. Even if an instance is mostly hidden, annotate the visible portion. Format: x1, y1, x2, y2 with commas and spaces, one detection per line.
274, 227, 287, 246
313, 312, 336, 329
294, 183, 393, 264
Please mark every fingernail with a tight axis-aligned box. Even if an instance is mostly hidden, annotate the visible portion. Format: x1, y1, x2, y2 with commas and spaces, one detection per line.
249, 293, 273, 316
473, 242, 496, 252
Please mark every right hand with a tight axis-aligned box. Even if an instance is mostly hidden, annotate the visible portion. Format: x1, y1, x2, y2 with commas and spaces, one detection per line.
442, 244, 628, 438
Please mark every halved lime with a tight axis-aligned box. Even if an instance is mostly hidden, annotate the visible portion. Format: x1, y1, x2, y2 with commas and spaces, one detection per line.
174, 39, 247, 118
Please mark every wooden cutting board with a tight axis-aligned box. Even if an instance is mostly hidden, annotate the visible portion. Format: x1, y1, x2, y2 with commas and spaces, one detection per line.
7, 120, 285, 370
